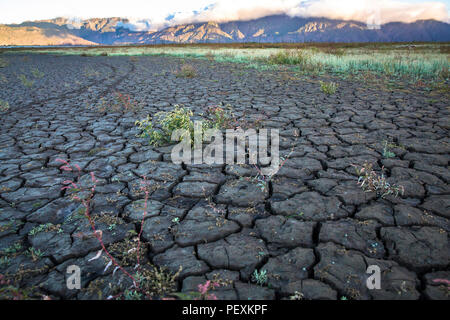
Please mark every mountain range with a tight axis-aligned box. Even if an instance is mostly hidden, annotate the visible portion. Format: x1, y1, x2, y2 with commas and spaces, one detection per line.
1, 14, 449, 46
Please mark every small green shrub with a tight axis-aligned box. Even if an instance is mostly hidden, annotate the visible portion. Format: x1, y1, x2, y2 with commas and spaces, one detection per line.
136, 104, 236, 146
136, 105, 194, 146
252, 269, 268, 286
267, 49, 309, 65
2, 242, 22, 255
18, 74, 34, 88
175, 64, 197, 78
123, 289, 142, 300
26, 247, 44, 261
0, 256, 11, 267
28, 223, 62, 236
0, 100, 9, 112
319, 80, 338, 95
204, 103, 235, 129
382, 141, 396, 158
31, 68, 44, 78
354, 162, 404, 198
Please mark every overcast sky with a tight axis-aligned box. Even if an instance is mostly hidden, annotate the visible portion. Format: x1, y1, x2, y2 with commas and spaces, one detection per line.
0, 0, 448, 30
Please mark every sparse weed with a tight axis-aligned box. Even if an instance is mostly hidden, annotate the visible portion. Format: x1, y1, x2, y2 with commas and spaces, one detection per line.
136, 105, 193, 146
196, 280, 220, 300
242, 129, 299, 192
204, 103, 237, 129
267, 49, 309, 66
133, 266, 181, 298
28, 223, 62, 236
2, 242, 22, 255
175, 64, 197, 78
0, 58, 7, 68
18, 74, 34, 88
0, 100, 9, 112
26, 248, 44, 261
0, 256, 11, 267
171, 279, 220, 300
382, 140, 396, 158
89, 93, 141, 113
114, 91, 141, 112
439, 66, 449, 80
319, 80, 338, 95
56, 159, 180, 300
123, 289, 142, 300
136, 104, 240, 147
31, 68, 44, 78
84, 67, 100, 78
252, 269, 268, 286
353, 162, 404, 198
289, 291, 304, 300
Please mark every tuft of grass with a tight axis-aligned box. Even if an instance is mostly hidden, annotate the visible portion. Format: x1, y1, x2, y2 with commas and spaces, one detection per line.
18, 74, 34, 88
89, 93, 142, 113
2, 242, 23, 255
136, 105, 193, 146
28, 223, 62, 236
31, 68, 44, 78
267, 49, 310, 66
26, 247, 44, 261
320, 80, 339, 95
175, 64, 197, 78
136, 104, 235, 147
136, 103, 239, 146
353, 162, 404, 198
133, 266, 181, 298
382, 141, 396, 158
203, 103, 236, 129
0, 256, 11, 267
0, 58, 7, 68
252, 269, 268, 286
0, 99, 9, 112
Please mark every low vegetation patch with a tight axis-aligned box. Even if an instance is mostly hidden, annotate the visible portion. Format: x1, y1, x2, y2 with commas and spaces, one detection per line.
89, 92, 142, 113
267, 49, 310, 66
12, 43, 450, 80
135, 104, 236, 146
31, 67, 44, 78
18, 74, 34, 88
55, 159, 182, 300
252, 269, 268, 286
353, 162, 404, 198
0, 100, 9, 112
319, 80, 339, 95
175, 64, 197, 78
0, 58, 7, 68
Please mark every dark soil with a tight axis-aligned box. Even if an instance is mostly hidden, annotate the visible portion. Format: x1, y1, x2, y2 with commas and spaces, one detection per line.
0, 54, 448, 300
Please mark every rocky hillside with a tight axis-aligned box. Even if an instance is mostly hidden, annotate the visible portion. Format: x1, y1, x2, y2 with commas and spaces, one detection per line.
1, 14, 449, 45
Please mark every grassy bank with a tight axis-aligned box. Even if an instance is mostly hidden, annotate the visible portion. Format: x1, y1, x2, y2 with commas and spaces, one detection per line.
2, 42, 449, 80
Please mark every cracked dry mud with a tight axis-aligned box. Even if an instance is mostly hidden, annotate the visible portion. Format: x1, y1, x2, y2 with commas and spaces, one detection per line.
0, 54, 449, 300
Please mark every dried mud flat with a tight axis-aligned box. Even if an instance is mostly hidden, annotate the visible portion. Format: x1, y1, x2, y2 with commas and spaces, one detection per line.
0, 54, 449, 300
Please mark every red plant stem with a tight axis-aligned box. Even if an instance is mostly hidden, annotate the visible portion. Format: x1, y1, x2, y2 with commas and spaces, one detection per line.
136, 187, 149, 269
82, 189, 139, 289
58, 159, 139, 289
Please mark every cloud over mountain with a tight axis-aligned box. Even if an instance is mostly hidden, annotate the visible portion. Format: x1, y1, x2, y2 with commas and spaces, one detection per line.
1, 0, 448, 31
133, 0, 449, 31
